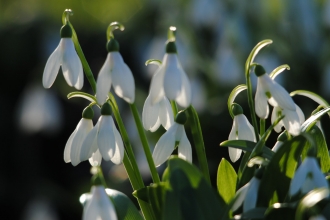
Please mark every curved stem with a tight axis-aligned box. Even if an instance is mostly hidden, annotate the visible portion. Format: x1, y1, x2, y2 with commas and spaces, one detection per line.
260, 119, 265, 136
107, 22, 125, 41
187, 105, 211, 184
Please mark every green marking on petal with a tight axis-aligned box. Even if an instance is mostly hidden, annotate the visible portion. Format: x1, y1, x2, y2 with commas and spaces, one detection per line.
266, 91, 272, 99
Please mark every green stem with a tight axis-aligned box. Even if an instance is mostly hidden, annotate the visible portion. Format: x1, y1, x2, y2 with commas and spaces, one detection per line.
187, 105, 211, 184
129, 103, 161, 183
170, 100, 178, 117
260, 119, 265, 136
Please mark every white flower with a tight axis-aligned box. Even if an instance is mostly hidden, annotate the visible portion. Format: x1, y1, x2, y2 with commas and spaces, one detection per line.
232, 176, 261, 212
254, 65, 296, 119
271, 104, 305, 136
80, 103, 124, 165
43, 24, 83, 90
83, 185, 118, 220
96, 50, 135, 104
228, 104, 256, 162
272, 132, 287, 152
142, 95, 174, 132
149, 42, 191, 108
152, 111, 192, 167
289, 157, 329, 196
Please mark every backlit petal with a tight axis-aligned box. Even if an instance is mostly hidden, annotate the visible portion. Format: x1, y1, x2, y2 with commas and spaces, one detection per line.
163, 54, 182, 100
43, 44, 61, 88
243, 177, 260, 212
159, 96, 174, 130
176, 66, 192, 108
232, 182, 250, 211
80, 120, 100, 162
178, 131, 192, 163
149, 59, 166, 104
271, 106, 284, 133
96, 54, 112, 104
61, 39, 81, 87
255, 78, 269, 119
89, 150, 102, 167
229, 148, 242, 163
64, 129, 77, 163
97, 116, 116, 161
142, 94, 160, 131
236, 114, 256, 142
111, 120, 124, 164
282, 109, 301, 136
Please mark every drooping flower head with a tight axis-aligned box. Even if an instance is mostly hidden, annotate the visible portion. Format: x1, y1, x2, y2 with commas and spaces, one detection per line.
43, 22, 84, 90
152, 110, 192, 167
96, 28, 135, 104
272, 132, 288, 152
149, 39, 192, 108
254, 64, 296, 119
228, 103, 256, 162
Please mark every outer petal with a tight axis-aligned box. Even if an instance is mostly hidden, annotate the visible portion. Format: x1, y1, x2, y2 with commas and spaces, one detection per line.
158, 96, 174, 130
310, 158, 328, 189
61, 38, 82, 88
80, 120, 100, 162
163, 54, 182, 101
142, 94, 161, 131
255, 78, 269, 119
232, 182, 250, 211
152, 124, 178, 167
282, 109, 301, 136
228, 119, 240, 162
83, 186, 118, 220
96, 54, 112, 104
149, 55, 166, 104
272, 141, 283, 152
70, 119, 93, 166
261, 74, 296, 111
110, 120, 125, 164
236, 114, 256, 142
289, 157, 311, 196
271, 106, 284, 133
89, 150, 102, 167
176, 66, 192, 108
97, 116, 116, 161
243, 177, 260, 212
178, 131, 192, 163
64, 129, 77, 163
296, 104, 305, 124
43, 44, 61, 88
110, 52, 135, 103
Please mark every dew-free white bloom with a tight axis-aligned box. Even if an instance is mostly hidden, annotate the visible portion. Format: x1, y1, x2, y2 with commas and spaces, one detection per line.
43, 24, 83, 90
149, 41, 191, 108
96, 39, 135, 104
272, 132, 287, 152
254, 65, 296, 119
228, 104, 256, 162
142, 95, 174, 132
83, 185, 118, 220
271, 104, 305, 136
289, 156, 329, 196
152, 111, 191, 167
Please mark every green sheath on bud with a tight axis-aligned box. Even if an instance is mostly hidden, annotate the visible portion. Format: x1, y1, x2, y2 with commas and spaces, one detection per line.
60, 24, 72, 38
101, 102, 112, 115
277, 132, 288, 142
175, 110, 187, 125
255, 65, 266, 77
107, 38, 119, 52
254, 167, 265, 179
231, 103, 243, 116
307, 147, 317, 157
166, 41, 177, 53
82, 106, 94, 119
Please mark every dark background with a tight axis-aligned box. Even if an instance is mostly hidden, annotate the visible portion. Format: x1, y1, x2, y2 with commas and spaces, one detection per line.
1, 0, 330, 219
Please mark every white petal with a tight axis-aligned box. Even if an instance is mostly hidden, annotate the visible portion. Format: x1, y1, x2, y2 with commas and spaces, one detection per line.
80, 120, 100, 162
64, 129, 77, 163
271, 106, 284, 133
272, 141, 283, 152
282, 109, 301, 136
149, 60, 166, 105
289, 157, 312, 196
43, 44, 61, 88
96, 54, 112, 104
110, 52, 135, 103
255, 78, 269, 119
142, 94, 161, 131
89, 150, 102, 167
229, 148, 242, 163
163, 54, 182, 101
178, 131, 192, 163
70, 119, 93, 166
243, 177, 260, 212
295, 104, 305, 124
228, 119, 237, 141
61, 39, 82, 88
74, 64, 84, 90
176, 66, 192, 108
236, 114, 256, 142
97, 116, 116, 161
111, 120, 125, 164
261, 74, 296, 111
152, 124, 178, 167
159, 96, 174, 130
310, 158, 329, 189
232, 182, 250, 211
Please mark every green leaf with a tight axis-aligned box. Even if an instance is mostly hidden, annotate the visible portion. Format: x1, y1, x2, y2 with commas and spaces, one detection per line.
67, 91, 97, 103
148, 183, 167, 220
145, 59, 162, 66
301, 107, 330, 131
269, 64, 290, 79
217, 158, 237, 204
227, 84, 247, 118
258, 135, 310, 206
302, 125, 330, 172
296, 188, 330, 220
265, 203, 295, 220
220, 140, 274, 160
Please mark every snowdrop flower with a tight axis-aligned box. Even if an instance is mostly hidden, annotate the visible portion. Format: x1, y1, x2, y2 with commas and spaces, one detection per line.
83, 185, 118, 220
149, 41, 191, 108
232, 168, 263, 212
272, 132, 288, 152
152, 110, 192, 167
271, 104, 305, 136
96, 38, 135, 104
254, 65, 296, 119
43, 23, 83, 90
228, 104, 256, 162
142, 95, 174, 132
64, 106, 94, 166
289, 156, 329, 196
80, 102, 124, 165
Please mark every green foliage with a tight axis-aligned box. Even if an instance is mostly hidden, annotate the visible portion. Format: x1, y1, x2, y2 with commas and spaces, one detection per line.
217, 158, 237, 204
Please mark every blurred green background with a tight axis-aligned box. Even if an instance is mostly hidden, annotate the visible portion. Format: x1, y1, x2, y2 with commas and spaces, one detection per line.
1, 0, 330, 219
